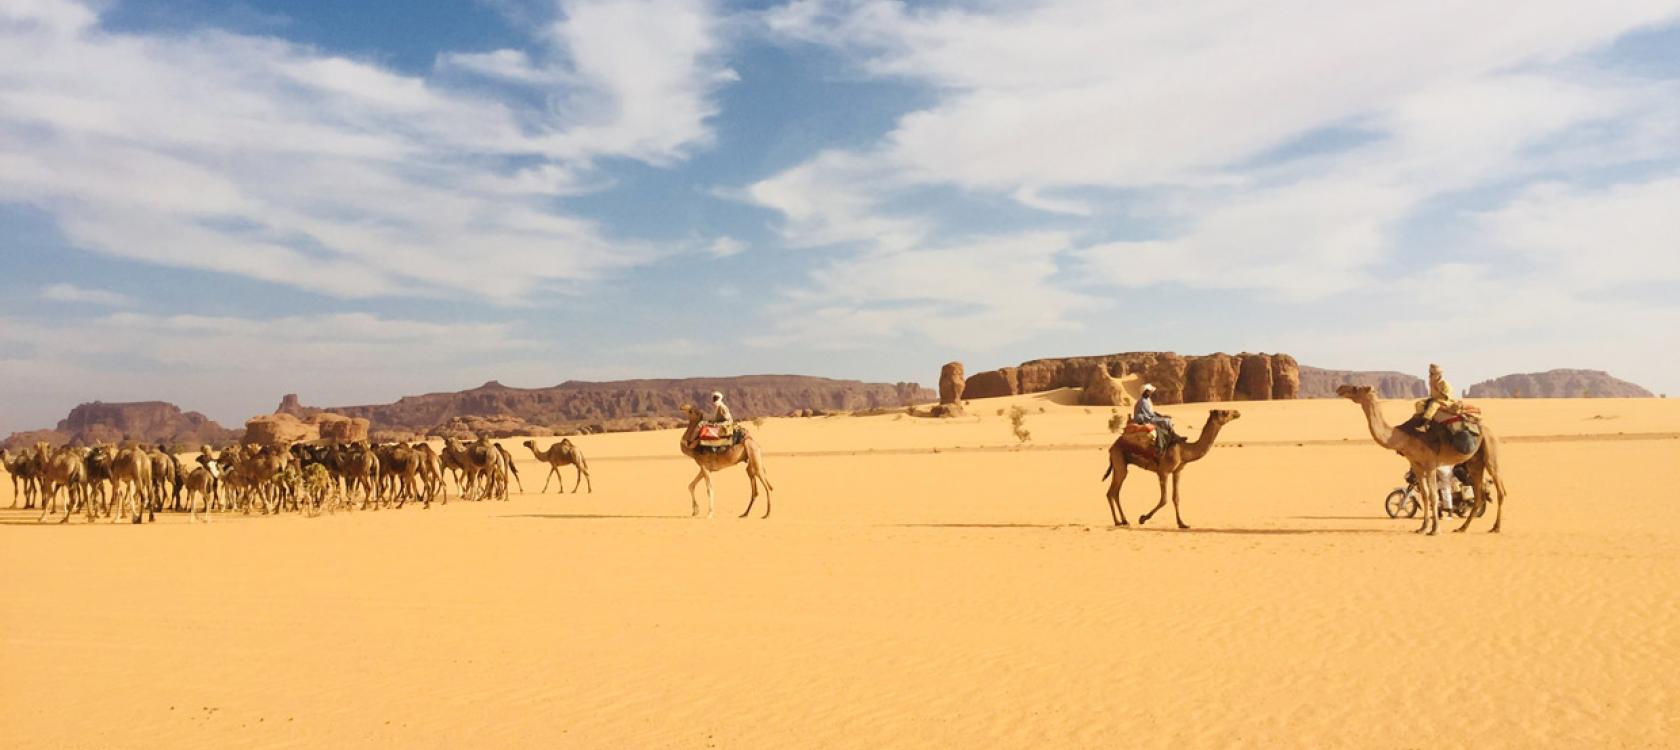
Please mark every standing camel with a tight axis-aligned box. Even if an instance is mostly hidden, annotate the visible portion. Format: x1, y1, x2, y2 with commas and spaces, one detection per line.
2, 448, 42, 509
37, 445, 90, 523
523, 439, 592, 493
1336, 385, 1507, 533
108, 444, 155, 524
678, 404, 773, 519
1102, 409, 1241, 529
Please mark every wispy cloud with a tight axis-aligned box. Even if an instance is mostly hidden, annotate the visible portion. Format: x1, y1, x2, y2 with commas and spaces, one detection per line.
747, 0, 1680, 346
39, 283, 131, 307
0, 0, 736, 303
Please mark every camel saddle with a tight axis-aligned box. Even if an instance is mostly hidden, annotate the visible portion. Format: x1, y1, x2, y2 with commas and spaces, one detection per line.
1116, 424, 1166, 462
696, 422, 744, 451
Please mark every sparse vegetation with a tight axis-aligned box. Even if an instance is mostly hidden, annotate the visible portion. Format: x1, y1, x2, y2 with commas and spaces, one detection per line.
1008, 405, 1032, 443
751, 417, 765, 427
1107, 408, 1126, 434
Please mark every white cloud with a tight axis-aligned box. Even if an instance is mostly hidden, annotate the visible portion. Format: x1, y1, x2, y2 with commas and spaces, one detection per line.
707, 236, 747, 257
751, 231, 1097, 350
1477, 177, 1680, 288
0, 0, 736, 303
0, 311, 551, 433
39, 282, 131, 307
745, 0, 1680, 347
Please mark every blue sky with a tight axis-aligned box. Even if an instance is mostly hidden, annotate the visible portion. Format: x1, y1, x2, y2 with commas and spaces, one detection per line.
2, 0, 1679, 434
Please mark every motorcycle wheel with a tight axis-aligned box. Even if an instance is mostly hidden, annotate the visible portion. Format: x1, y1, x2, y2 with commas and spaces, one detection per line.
1384, 487, 1411, 517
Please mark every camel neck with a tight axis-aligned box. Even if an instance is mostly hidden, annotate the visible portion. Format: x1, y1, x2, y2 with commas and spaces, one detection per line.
1360, 399, 1399, 449
1181, 418, 1226, 462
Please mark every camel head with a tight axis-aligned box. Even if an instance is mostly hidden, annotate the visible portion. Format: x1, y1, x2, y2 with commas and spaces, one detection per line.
1207, 409, 1242, 426
522, 439, 536, 449
1335, 384, 1375, 403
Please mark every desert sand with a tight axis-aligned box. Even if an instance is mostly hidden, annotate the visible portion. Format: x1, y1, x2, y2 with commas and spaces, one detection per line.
3, 394, 1678, 748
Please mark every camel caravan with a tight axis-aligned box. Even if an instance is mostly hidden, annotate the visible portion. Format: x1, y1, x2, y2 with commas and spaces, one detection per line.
3, 365, 1505, 532
0, 433, 593, 524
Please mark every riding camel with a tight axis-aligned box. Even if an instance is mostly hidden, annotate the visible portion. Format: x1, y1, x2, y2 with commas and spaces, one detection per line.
678, 404, 773, 519
1336, 385, 1507, 533
1102, 409, 1241, 528
523, 439, 592, 493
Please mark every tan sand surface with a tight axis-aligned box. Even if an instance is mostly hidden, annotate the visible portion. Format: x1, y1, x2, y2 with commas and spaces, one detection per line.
3, 396, 1678, 747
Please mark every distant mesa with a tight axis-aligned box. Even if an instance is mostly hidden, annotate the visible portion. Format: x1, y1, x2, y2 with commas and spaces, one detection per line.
281, 375, 932, 437
2, 400, 239, 451
1466, 369, 1653, 398
960, 352, 1300, 405
1297, 367, 1427, 399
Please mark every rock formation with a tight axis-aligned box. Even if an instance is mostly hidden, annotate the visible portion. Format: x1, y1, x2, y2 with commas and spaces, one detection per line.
297, 376, 931, 435
1466, 369, 1653, 398
1184, 354, 1238, 403
1234, 353, 1274, 401
932, 362, 966, 417
3, 401, 239, 451
1271, 354, 1301, 399
1297, 367, 1427, 399
960, 352, 1299, 405
1079, 364, 1133, 407
964, 368, 1020, 400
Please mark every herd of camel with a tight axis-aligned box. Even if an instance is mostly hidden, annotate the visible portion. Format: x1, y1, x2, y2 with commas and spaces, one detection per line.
0, 435, 593, 524
1, 387, 1504, 533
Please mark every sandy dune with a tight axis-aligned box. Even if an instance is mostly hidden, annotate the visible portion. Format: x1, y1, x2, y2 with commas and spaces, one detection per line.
3, 396, 1678, 748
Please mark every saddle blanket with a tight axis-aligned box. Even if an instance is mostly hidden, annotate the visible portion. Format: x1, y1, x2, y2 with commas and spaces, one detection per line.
697, 422, 742, 449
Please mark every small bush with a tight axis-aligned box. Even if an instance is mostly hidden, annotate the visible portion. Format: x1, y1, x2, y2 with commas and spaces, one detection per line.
751, 417, 765, 427
1007, 405, 1032, 443
1107, 410, 1126, 434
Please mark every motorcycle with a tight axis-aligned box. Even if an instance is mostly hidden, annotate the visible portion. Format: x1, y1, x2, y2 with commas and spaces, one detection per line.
1383, 467, 1492, 519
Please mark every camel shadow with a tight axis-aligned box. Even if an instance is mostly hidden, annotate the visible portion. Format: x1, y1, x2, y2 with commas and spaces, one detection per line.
501, 513, 693, 521
886, 522, 1083, 530
1129, 526, 1395, 536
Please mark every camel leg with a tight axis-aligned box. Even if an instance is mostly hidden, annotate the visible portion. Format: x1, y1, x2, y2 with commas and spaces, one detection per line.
739, 473, 758, 519
1139, 470, 1170, 526
1488, 471, 1506, 534
1105, 455, 1130, 527
541, 466, 557, 494
705, 472, 716, 519
1416, 468, 1438, 535
577, 465, 591, 494
1453, 461, 1486, 533
688, 470, 707, 517
1169, 470, 1189, 529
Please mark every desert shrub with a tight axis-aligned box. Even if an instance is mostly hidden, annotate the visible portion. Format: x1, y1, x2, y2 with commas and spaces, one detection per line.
1008, 405, 1031, 443
1107, 409, 1126, 434
751, 417, 765, 427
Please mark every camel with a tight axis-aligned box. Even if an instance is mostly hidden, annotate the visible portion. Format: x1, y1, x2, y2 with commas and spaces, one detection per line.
494, 442, 523, 494
378, 442, 427, 508
107, 444, 154, 524
330, 442, 380, 509
413, 443, 447, 505
1337, 385, 1507, 533
440, 438, 478, 499
523, 439, 592, 493
2, 447, 42, 509
146, 445, 179, 512
1102, 409, 1242, 529
82, 445, 115, 516
181, 454, 219, 521
36, 445, 91, 523
678, 404, 773, 519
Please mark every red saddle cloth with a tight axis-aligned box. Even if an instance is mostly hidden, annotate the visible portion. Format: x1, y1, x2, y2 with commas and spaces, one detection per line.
697, 424, 724, 441
1123, 423, 1156, 436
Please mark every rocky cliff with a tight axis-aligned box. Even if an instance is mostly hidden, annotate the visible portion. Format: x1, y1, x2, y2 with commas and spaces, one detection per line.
296, 376, 932, 434
962, 352, 1300, 405
2, 401, 239, 450
1297, 367, 1427, 399
1466, 369, 1653, 398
